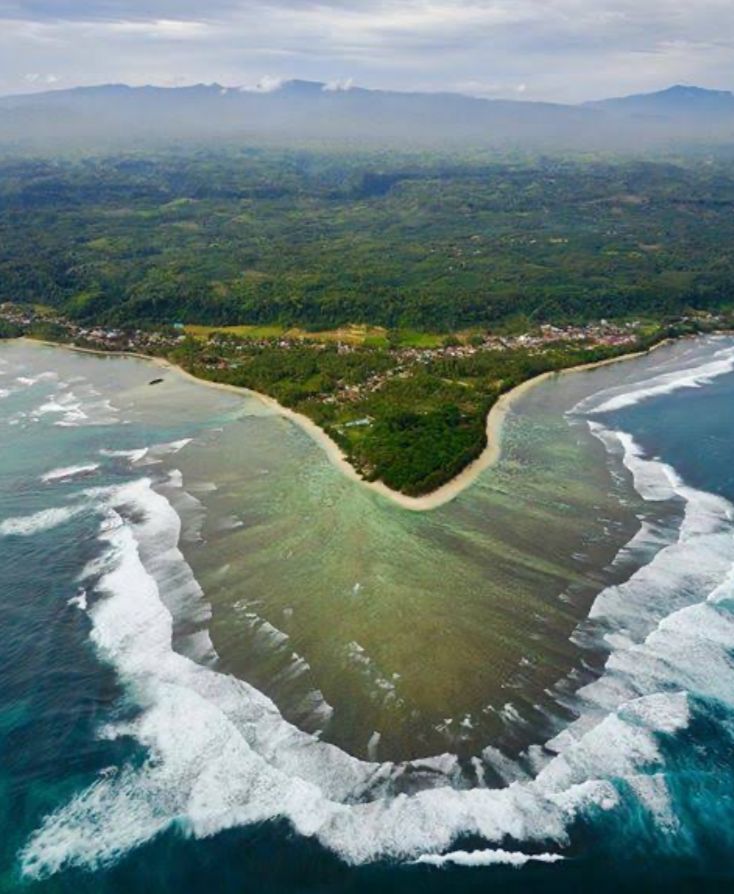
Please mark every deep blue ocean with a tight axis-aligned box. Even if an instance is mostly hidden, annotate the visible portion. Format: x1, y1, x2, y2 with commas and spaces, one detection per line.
1, 337, 734, 894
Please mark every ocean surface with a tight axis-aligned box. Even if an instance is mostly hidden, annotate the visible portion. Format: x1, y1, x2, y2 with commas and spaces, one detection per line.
1, 337, 733, 893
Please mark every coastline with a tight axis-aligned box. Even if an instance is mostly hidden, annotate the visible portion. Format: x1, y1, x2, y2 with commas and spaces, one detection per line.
19, 337, 665, 512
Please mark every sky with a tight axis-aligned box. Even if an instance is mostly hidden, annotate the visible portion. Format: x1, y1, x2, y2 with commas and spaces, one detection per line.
1, 0, 733, 103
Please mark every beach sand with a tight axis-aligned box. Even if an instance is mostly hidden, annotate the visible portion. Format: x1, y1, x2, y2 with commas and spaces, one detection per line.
9, 335, 658, 759
22, 337, 664, 512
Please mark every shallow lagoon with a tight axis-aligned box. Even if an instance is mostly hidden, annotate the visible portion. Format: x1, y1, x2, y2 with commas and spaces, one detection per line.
2, 336, 734, 891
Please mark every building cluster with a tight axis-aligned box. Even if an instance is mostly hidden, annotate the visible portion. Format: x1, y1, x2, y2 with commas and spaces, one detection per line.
0, 304, 187, 353
2, 301, 729, 411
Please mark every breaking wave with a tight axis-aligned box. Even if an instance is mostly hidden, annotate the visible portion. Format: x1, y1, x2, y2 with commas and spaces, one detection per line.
16, 347, 734, 879
0, 505, 85, 538
9, 370, 119, 428
41, 464, 100, 483
572, 342, 734, 415
413, 848, 565, 868
19, 445, 734, 879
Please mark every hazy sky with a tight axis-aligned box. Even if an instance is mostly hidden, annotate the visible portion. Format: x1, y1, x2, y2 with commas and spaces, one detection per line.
1, 1, 733, 102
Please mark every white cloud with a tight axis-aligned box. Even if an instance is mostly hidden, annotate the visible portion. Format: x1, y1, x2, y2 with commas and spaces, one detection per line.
23, 71, 58, 84
241, 75, 286, 92
106, 18, 213, 40
323, 77, 354, 92
0, 1, 733, 101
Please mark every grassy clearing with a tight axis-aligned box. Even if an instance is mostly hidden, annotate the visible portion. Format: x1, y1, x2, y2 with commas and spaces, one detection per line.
185, 323, 286, 340
182, 323, 495, 348
184, 322, 390, 345
395, 330, 445, 348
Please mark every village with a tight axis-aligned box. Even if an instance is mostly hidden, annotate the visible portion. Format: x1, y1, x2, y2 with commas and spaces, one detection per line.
0, 300, 648, 360
0, 300, 725, 409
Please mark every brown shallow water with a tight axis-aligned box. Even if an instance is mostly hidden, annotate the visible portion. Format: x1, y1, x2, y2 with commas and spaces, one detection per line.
6, 338, 683, 764
165, 352, 686, 763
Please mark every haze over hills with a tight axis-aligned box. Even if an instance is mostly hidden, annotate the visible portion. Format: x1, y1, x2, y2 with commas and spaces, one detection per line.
1, 80, 733, 153
588, 84, 734, 115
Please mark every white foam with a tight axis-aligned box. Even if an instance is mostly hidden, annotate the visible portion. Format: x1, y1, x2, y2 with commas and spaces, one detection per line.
135, 438, 193, 466
553, 418, 734, 775
625, 773, 679, 833
481, 746, 530, 786
41, 464, 100, 483
0, 505, 83, 537
586, 427, 734, 645
26, 386, 118, 428
574, 344, 734, 415
32, 391, 87, 423
14, 476, 669, 879
414, 848, 565, 868
19, 399, 734, 878
99, 448, 149, 463
161, 438, 192, 454
68, 589, 88, 611
16, 372, 59, 387
57, 398, 117, 428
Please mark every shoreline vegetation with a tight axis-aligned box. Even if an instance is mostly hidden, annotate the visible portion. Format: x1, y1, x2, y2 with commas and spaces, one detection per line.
185, 342, 668, 511
10, 303, 706, 499
4, 151, 734, 500
20, 334, 670, 512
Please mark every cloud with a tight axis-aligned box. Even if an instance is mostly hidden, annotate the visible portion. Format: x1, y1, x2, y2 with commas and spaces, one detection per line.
241, 75, 286, 93
0, 1, 733, 101
323, 77, 354, 92
106, 18, 213, 39
23, 71, 59, 84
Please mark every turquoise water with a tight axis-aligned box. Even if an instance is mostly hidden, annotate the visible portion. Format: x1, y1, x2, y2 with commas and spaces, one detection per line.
1, 338, 734, 892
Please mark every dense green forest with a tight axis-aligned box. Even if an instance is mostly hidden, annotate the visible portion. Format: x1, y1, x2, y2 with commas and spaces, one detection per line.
3, 147, 733, 494
2, 150, 734, 330
0, 319, 20, 338
178, 329, 677, 495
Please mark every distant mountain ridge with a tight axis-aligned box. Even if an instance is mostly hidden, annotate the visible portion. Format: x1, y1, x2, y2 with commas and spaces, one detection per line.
588, 84, 734, 115
1, 80, 733, 153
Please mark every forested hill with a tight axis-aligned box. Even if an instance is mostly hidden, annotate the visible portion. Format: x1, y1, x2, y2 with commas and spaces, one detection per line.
2, 81, 734, 153
1, 153, 734, 331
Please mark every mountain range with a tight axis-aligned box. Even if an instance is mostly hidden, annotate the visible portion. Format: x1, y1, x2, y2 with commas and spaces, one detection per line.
1, 81, 733, 153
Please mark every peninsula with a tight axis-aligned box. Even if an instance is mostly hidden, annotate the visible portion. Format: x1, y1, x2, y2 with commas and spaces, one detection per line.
4, 151, 734, 500
1, 302, 719, 504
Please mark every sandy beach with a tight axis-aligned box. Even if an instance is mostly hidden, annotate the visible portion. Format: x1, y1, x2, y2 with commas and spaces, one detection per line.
7, 329, 670, 766
22, 337, 664, 512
